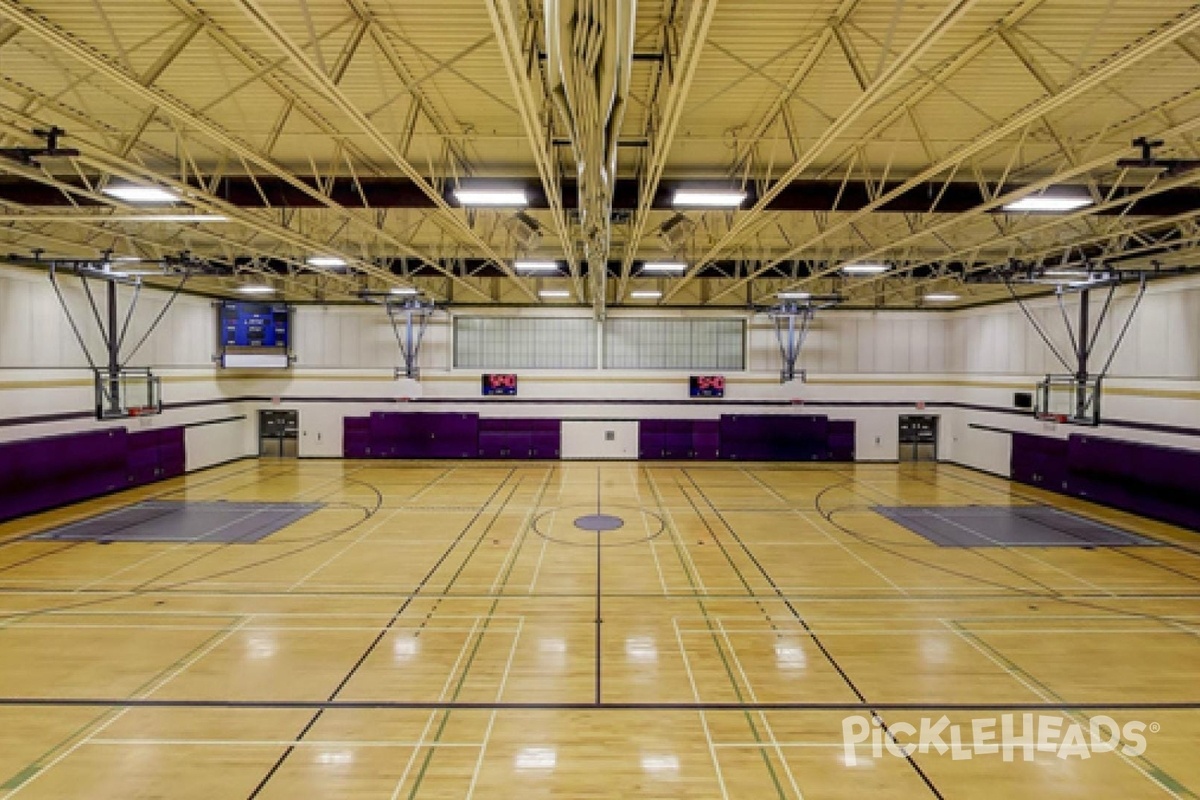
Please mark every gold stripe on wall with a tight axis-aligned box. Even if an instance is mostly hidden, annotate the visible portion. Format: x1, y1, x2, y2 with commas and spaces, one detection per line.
2, 373, 1198, 401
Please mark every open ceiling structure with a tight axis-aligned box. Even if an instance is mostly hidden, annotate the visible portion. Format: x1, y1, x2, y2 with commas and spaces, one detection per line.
0, 0, 1198, 311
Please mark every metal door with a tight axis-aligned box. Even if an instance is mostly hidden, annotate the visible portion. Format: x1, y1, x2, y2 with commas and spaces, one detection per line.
898, 415, 938, 462
259, 410, 299, 458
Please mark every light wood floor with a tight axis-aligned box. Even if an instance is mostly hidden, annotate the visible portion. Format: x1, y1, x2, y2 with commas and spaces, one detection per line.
0, 459, 1198, 799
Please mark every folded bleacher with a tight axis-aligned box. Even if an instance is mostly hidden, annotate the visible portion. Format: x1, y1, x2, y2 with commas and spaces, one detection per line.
1011, 432, 1200, 531
0, 426, 186, 523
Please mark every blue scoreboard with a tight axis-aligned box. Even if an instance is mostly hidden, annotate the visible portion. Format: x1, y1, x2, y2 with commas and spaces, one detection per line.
219, 302, 291, 368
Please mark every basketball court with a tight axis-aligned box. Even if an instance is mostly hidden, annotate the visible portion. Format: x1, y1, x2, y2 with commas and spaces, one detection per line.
1, 1, 1200, 797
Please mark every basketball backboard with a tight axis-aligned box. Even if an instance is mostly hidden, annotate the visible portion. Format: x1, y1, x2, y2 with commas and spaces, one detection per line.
94, 368, 162, 420
1035, 375, 1102, 426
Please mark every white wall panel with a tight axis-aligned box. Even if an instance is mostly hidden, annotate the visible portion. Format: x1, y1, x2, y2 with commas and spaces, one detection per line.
561, 420, 639, 459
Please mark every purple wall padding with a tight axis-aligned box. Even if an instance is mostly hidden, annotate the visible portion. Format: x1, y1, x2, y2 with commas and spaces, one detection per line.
0, 425, 187, 523
343, 416, 370, 458
827, 419, 856, 462
634, 415, 852, 462
1010, 432, 1200, 532
720, 414, 835, 461
346, 412, 855, 464
356, 412, 481, 459
693, 421, 721, 460
478, 418, 560, 459
639, 420, 694, 459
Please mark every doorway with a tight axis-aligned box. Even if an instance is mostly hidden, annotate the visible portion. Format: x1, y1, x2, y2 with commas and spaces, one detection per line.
898, 415, 938, 462
259, 409, 299, 458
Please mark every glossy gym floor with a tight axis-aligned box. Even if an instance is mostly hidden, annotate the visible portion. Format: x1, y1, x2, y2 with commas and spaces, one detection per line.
0, 460, 1197, 798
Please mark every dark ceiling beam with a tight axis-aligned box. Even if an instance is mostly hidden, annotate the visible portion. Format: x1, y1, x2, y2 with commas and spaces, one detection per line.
220, 256, 988, 280
0, 175, 1197, 216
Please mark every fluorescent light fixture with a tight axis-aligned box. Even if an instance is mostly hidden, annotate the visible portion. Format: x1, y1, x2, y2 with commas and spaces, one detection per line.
924, 293, 960, 302
103, 184, 180, 203
630, 290, 663, 299
841, 263, 888, 275
672, 190, 746, 208
453, 188, 528, 207
539, 289, 570, 298
1003, 196, 1093, 212
777, 292, 811, 300
237, 284, 276, 295
1042, 269, 1090, 278
641, 261, 687, 273
390, 287, 419, 295
515, 260, 560, 272
307, 256, 347, 268
111, 255, 142, 263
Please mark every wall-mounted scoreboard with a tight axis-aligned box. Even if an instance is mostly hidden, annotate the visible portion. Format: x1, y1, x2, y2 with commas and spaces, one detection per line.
690, 375, 725, 398
219, 302, 291, 368
482, 373, 518, 396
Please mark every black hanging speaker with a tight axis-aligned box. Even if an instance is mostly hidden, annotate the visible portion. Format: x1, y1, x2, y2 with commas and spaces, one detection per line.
1014, 392, 1034, 409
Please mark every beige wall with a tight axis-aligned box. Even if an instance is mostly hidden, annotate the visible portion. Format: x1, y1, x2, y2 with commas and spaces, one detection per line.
2, 265, 1197, 477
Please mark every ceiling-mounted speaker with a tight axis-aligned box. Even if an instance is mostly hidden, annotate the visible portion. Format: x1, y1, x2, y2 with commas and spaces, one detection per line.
504, 212, 543, 249
659, 213, 696, 250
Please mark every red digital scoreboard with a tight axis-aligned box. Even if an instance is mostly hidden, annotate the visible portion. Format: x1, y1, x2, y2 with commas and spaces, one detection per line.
689, 375, 725, 398
482, 373, 518, 396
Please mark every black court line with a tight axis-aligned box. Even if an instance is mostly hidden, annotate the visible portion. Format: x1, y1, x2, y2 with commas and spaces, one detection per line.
594, 466, 603, 705
7, 586, 1200, 601
243, 468, 519, 800
0, 698, 1197, 711
684, 469, 946, 800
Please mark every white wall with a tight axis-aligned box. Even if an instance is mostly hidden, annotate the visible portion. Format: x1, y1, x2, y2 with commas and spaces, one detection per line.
561, 420, 639, 459
0, 265, 253, 468
2, 264, 1197, 478
938, 276, 1200, 474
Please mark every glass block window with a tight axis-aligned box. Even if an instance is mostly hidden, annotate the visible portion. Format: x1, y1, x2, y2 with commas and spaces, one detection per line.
454, 317, 597, 369
604, 318, 745, 370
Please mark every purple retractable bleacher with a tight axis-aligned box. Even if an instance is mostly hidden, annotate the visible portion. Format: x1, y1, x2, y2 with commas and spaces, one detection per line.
721, 414, 832, 461
368, 411, 409, 457
827, 420, 856, 462
477, 417, 559, 459
527, 419, 561, 459
638, 420, 664, 460
1010, 432, 1200, 532
127, 427, 186, 487
719, 415, 773, 460
1010, 433, 1069, 490
639, 419, 694, 459
0, 428, 133, 523
357, 412, 480, 459
692, 421, 720, 460
430, 413, 480, 458
343, 416, 371, 458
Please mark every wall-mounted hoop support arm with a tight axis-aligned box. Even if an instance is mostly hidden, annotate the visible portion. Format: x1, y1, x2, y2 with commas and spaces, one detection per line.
1002, 271, 1148, 424
356, 293, 437, 380
764, 295, 839, 384
389, 300, 435, 380
32, 252, 193, 417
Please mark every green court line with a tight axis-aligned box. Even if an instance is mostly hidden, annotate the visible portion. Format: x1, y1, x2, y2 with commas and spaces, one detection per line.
405, 466, 555, 799
645, 468, 790, 800
0, 617, 244, 793
952, 622, 1197, 799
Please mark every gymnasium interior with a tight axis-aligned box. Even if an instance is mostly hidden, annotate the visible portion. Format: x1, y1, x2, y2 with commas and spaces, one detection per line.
1, 0, 1199, 797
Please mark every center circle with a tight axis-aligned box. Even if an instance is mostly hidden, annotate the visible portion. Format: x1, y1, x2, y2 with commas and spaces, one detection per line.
574, 513, 625, 532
